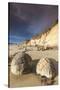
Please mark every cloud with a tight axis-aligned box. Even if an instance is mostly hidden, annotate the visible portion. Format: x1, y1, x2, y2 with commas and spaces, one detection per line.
8, 35, 26, 43
8, 3, 58, 43
9, 3, 58, 22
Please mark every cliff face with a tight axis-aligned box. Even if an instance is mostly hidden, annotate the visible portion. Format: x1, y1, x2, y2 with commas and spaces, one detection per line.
27, 23, 58, 47
45, 24, 58, 47
9, 23, 58, 58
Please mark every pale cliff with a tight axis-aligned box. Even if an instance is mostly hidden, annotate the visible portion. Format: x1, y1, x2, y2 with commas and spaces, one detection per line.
27, 23, 58, 47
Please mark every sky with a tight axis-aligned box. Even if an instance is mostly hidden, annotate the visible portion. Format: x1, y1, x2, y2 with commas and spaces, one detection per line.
8, 3, 58, 44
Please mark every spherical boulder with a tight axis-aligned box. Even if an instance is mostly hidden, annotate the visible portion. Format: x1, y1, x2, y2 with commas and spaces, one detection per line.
11, 52, 32, 75
36, 57, 56, 79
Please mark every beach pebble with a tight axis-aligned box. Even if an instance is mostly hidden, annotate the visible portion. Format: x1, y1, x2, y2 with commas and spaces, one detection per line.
11, 52, 32, 75
36, 57, 56, 79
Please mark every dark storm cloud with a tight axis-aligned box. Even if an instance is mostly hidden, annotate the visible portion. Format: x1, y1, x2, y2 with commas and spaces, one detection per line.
9, 3, 58, 22
8, 3, 58, 43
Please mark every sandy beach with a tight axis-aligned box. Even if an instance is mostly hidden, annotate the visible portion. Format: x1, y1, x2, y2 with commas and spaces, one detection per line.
8, 3, 58, 88
8, 48, 58, 87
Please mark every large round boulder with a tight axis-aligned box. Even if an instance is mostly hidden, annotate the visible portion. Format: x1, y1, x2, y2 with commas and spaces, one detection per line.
11, 52, 32, 75
36, 57, 56, 79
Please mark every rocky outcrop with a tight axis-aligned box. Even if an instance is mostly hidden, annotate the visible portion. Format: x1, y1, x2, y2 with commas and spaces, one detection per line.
36, 57, 56, 79
11, 52, 32, 75
27, 23, 58, 48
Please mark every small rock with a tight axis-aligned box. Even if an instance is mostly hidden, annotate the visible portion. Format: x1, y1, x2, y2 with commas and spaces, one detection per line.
40, 76, 54, 85
36, 57, 56, 79
11, 52, 32, 75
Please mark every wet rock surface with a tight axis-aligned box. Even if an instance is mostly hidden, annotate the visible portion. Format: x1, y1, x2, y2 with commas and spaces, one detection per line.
36, 57, 56, 79
11, 52, 32, 75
